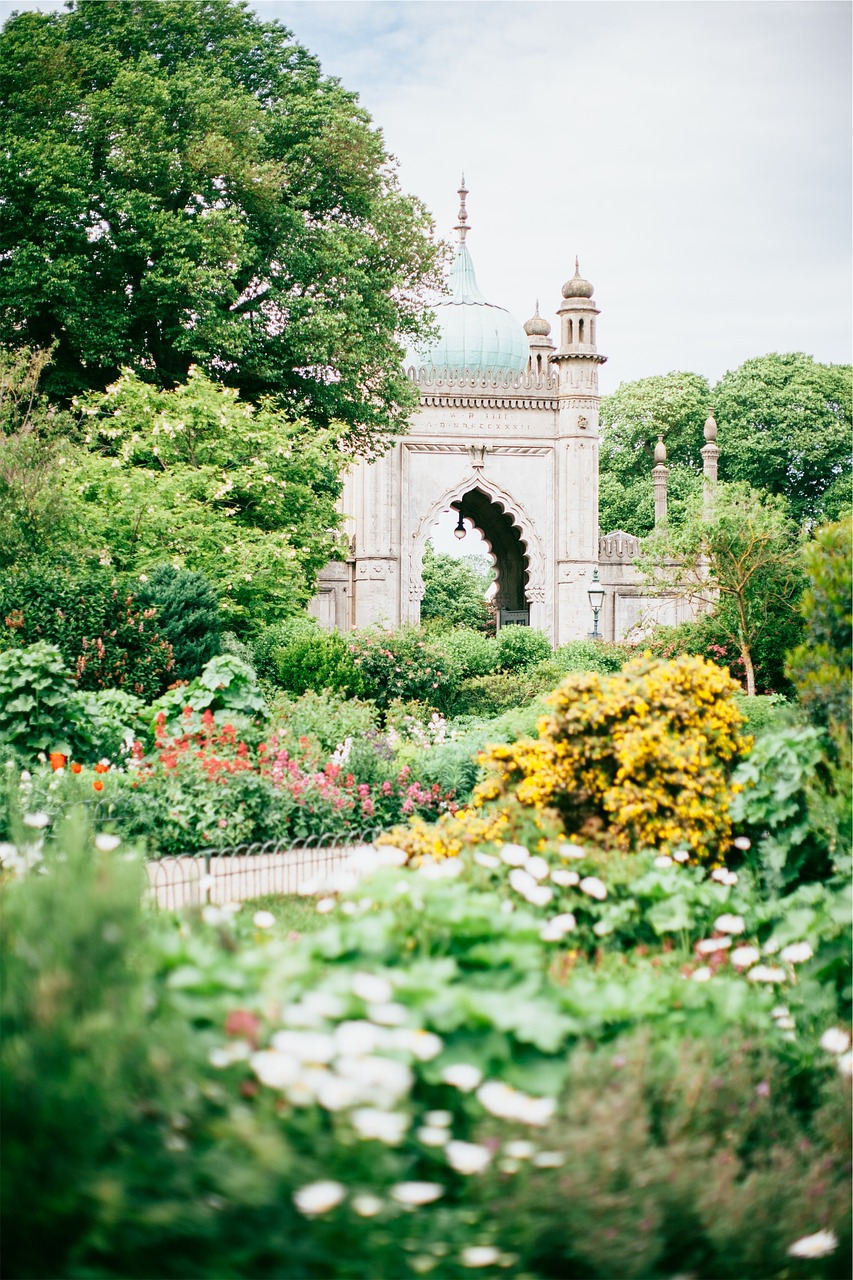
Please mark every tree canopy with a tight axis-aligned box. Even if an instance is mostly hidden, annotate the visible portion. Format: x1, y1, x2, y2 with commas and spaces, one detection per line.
1, 353, 346, 631
714, 353, 852, 525
0, 0, 444, 453
420, 544, 494, 632
600, 355, 852, 535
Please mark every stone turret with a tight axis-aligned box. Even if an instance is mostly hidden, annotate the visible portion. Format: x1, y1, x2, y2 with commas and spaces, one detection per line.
701, 411, 720, 514
523, 301, 555, 376
550, 257, 608, 638
551, 258, 607, 416
652, 433, 668, 525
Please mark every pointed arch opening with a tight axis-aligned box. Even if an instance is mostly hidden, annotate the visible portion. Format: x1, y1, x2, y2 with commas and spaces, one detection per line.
448, 488, 530, 617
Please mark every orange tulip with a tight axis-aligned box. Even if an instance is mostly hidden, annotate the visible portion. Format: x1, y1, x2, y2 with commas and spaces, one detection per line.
93, 779, 104, 792
71, 762, 82, 774
49, 752, 67, 771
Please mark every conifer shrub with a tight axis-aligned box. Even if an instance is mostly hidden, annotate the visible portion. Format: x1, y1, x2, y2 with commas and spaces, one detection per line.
136, 564, 222, 682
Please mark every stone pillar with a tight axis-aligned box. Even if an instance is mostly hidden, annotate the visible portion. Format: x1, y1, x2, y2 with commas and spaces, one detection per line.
652, 433, 668, 525
551, 259, 608, 642
351, 446, 401, 628
701, 412, 720, 516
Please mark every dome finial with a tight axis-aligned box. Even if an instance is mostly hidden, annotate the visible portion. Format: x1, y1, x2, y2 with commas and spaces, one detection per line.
524, 298, 552, 337
455, 174, 469, 244
562, 256, 594, 299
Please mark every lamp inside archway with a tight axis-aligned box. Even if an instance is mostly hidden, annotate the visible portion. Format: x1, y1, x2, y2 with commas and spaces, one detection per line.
453, 510, 466, 540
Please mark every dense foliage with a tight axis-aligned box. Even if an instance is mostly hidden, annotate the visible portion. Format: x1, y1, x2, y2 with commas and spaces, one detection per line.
714, 354, 853, 525
640, 481, 804, 695
2, 803, 849, 1279
0, 0, 443, 450
0, 561, 175, 699
69, 369, 347, 630
600, 355, 852, 535
786, 516, 852, 733
420, 543, 494, 632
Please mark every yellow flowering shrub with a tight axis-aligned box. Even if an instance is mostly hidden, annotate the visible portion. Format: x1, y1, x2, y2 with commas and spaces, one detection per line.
377, 801, 563, 863
477, 653, 751, 862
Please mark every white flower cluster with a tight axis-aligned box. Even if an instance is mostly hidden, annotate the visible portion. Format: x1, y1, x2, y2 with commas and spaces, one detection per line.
819, 1026, 852, 1076
476, 1080, 556, 1127
292, 1179, 445, 1218
329, 737, 353, 767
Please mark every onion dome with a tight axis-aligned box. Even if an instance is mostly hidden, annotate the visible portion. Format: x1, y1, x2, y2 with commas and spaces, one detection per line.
407, 178, 528, 378
562, 256, 594, 299
523, 301, 551, 337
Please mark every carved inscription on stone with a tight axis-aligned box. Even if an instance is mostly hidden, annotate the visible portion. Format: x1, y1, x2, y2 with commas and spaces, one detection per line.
412, 409, 555, 438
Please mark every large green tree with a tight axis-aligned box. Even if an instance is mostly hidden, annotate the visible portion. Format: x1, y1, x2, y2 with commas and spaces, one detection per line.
0, 0, 443, 453
420, 544, 494, 632
714, 353, 852, 525
598, 371, 712, 536
600, 357, 852, 535
63, 368, 345, 630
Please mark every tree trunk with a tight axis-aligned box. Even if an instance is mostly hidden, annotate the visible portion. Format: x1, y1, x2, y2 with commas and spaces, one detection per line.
740, 643, 756, 696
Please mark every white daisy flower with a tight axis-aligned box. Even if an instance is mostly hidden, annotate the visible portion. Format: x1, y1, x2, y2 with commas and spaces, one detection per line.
293, 1181, 345, 1216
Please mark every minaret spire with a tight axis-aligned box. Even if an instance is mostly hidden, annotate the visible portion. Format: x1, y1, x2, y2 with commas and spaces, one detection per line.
455, 174, 469, 244
652, 433, 669, 525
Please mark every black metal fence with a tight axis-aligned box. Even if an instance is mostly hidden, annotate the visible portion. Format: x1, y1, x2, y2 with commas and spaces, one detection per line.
146, 830, 382, 911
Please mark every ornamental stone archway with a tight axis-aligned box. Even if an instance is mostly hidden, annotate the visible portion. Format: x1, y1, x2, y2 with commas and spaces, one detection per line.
308, 181, 699, 644
407, 477, 547, 630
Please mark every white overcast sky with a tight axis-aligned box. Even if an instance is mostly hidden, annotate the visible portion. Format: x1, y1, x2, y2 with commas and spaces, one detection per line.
7, 0, 851, 395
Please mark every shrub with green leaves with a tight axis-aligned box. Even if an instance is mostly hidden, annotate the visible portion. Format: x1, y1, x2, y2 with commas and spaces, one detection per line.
496, 625, 552, 671
148, 654, 266, 739
69, 687, 146, 764
552, 638, 628, 675
786, 516, 852, 734
643, 606, 801, 696
0, 561, 174, 700
252, 615, 323, 682
268, 689, 380, 758
731, 723, 848, 891
136, 564, 222, 682
349, 626, 463, 714
436, 627, 499, 678
0, 642, 81, 761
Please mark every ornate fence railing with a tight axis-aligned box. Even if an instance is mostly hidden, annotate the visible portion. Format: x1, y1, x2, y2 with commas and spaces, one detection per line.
146, 830, 382, 911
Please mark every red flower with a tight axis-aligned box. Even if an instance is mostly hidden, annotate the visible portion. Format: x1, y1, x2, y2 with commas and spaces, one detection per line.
93, 780, 104, 792
225, 1009, 261, 1044
71, 762, 82, 774
93, 762, 110, 774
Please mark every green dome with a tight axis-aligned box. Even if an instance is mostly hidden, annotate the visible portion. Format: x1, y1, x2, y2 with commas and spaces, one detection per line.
409, 242, 528, 378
